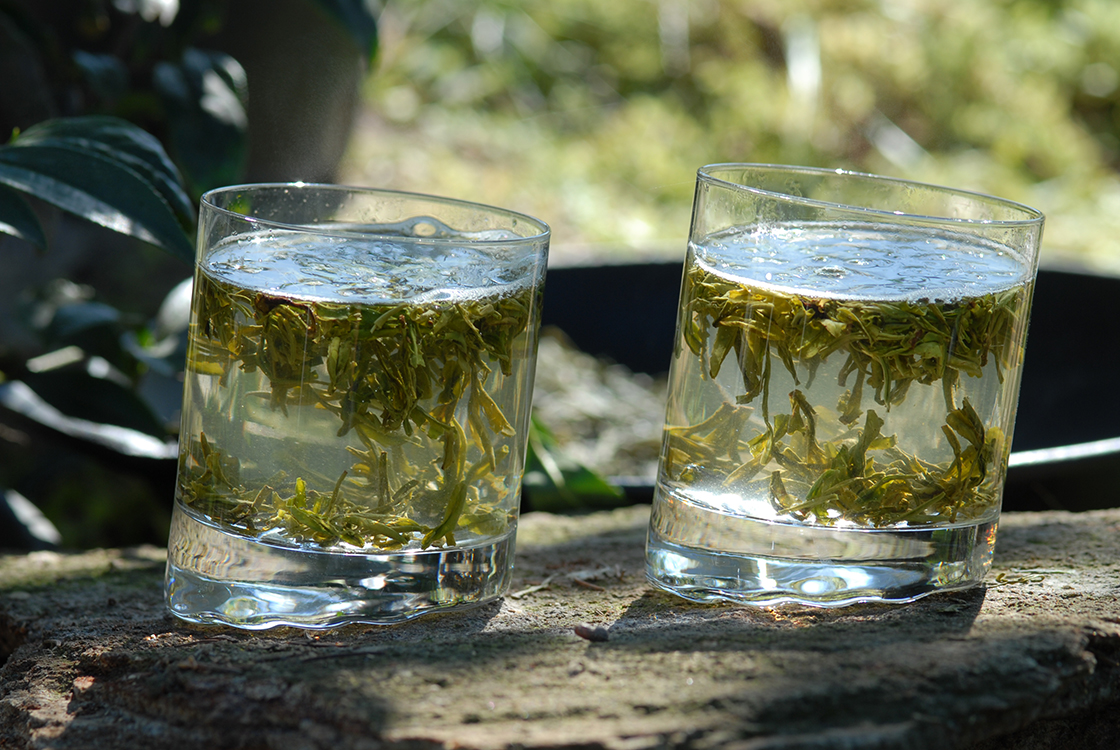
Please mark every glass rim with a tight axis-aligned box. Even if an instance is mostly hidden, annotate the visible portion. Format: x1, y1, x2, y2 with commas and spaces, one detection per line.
698, 163, 1045, 227
199, 182, 551, 244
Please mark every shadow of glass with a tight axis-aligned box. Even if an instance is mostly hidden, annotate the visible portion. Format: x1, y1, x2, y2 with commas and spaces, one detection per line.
605, 584, 988, 654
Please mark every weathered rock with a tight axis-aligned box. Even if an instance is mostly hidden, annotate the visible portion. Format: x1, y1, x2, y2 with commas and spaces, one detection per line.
2, 506, 1119, 750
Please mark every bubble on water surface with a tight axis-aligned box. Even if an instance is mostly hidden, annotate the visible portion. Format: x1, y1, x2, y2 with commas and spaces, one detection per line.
814, 266, 847, 280
203, 231, 540, 304
694, 222, 1028, 301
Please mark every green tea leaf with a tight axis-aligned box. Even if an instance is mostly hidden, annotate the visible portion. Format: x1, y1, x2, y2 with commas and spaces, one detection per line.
667, 259, 1029, 528
180, 271, 540, 550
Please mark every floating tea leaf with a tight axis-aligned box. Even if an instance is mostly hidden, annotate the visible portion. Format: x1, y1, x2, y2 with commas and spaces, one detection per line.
177, 266, 538, 551
664, 255, 1031, 528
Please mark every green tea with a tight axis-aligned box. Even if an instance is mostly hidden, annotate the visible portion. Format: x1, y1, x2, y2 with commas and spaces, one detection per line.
656, 223, 1033, 529
176, 239, 540, 552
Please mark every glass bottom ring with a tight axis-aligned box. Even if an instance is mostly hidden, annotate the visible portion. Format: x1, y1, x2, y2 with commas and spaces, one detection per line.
645, 491, 997, 608
165, 504, 514, 629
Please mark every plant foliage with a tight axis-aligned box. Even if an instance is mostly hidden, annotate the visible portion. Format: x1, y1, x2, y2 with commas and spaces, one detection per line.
358, 0, 1120, 266
0, 116, 194, 261
0, 0, 380, 549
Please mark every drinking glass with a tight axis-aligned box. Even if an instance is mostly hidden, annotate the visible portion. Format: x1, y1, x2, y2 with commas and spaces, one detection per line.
646, 164, 1043, 607
166, 184, 550, 628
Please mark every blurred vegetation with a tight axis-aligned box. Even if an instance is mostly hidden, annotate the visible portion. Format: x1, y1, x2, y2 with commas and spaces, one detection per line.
346, 0, 1120, 270
0, 0, 377, 550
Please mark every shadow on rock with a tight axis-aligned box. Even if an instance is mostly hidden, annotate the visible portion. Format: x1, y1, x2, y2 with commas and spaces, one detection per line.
607, 584, 987, 653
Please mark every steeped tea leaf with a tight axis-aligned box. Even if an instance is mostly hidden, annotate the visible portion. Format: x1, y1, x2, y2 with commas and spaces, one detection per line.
178, 266, 538, 551
663, 243, 1031, 529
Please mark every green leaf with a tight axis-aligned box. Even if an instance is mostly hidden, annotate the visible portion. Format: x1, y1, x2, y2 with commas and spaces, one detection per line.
523, 415, 627, 513
21, 366, 168, 439
46, 301, 122, 340
0, 142, 194, 263
310, 0, 379, 63
0, 183, 46, 250
9, 116, 194, 227
40, 302, 148, 379
153, 49, 248, 198
114, 0, 180, 25
72, 51, 129, 103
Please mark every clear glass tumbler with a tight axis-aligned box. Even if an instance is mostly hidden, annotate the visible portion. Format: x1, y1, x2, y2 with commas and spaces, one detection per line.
646, 164, 1044, 607
165, 184, 550, 628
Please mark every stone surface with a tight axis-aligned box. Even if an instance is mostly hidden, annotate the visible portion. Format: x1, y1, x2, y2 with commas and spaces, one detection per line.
2, 506, 1120, 749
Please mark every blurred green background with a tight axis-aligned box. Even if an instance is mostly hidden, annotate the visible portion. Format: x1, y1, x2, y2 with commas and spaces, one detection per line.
342, 0, 1120, 271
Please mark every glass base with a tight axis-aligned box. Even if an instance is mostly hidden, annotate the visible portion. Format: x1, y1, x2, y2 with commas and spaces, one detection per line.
645, 490, 997, 608
165, 504, 515, 629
